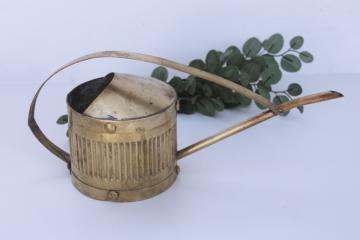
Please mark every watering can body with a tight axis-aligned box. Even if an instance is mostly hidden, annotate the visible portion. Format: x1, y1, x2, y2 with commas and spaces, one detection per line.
67, 73, 179, 201
28, 51, 342, 202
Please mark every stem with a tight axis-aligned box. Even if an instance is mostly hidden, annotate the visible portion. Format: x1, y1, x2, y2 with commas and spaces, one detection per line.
268, 48, 302, 58
289, 49, 301, 54
272, 90, 293, 99
284, 91, 293, 100
266, 48, 293, 57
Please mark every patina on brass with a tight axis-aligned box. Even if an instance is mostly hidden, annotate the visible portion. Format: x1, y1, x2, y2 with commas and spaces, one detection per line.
83, 73, 177, 120
28, 51, 343, 202
67, 73, 178, 201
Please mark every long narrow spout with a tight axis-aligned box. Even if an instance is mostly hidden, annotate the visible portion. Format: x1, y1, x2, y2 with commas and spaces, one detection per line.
176, 91, 343, 160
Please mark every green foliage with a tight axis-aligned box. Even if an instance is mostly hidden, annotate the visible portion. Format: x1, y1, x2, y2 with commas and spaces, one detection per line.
299, 51, 314, 63
149, 34, 313, 117
196, 97, 217, 116
281, 54, 302, 72
243, 37, 262, 58
297, 106, 304, 114
57, 34, 314, 126
189, 59, 206, 70
151, 66, 168, 81
273, 95, 291, 116
56, 115, 68, 124
263, 33, 284, 54
287, 83, 303, 96
290, 36, 304, 50
206, 50, 221, 73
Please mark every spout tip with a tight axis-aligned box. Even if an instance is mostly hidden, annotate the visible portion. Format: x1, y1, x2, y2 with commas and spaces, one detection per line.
330, 91, 344, 98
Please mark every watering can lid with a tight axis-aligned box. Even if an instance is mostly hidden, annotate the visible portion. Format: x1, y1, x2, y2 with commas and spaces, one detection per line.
82, 72, 177, 120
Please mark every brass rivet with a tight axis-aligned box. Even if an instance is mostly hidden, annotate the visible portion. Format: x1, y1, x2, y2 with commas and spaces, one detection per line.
105, 123, 117, 133
108, 190, 119, 200
175, 165, 180, 175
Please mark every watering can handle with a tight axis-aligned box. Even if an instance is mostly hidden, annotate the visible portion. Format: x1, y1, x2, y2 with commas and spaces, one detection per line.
28, 51, 343, 169
28, 50, 277, 168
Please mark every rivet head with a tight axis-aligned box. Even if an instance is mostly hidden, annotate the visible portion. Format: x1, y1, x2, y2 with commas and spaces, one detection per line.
175, 165, 180, 175
105, 123, 117, 133
108, 190, 119, 200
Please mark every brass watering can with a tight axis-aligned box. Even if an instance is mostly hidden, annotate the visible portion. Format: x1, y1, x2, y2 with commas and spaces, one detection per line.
28, 51, 343, 202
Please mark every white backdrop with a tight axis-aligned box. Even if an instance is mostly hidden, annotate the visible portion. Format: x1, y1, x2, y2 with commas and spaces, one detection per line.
0, 0, 359, 85
1, 1, 359, 240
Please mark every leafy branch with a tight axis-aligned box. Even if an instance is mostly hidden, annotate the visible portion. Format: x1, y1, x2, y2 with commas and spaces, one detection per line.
57, 33, 314, 125
151, 34, 313, 117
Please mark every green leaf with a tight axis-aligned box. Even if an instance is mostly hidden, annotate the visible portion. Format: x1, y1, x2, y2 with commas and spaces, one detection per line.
226, 52, 245, 68
243, 37, 262, 58
263, 55, 280, 69
255, 101, 267, 110
185, 76, 197, 95
169, 77, 186, 94
211, 98, 225, 111
290, 36, 304, 50
263, 33, 284, 54
221, 46, 241, 64
297, 106, 304, 114
206, 50, 221, 73
273, 95, 290, 105
258, 80, 272, 91
217, 87, 234, 104
178, 99, 196, 114
222, 65, 239, 82
238, 72, 250, 86
219, 84, 252, 108
299, 51, 314, 63
287, 83, 303, 96
151, 66, 168, 81
255, 86, 271, 109
241, 63, 260, 82
251, 56, 267, 72
199, 83, 212, 97
216, 86, 243, 106
189, 59, 206, 70
196, 97, 216, 116
57, 114, 68, 124
281, 54, 302, 72
273, 95, 290, 116
190, 95, 201, 104
261, 67, 282, 85
257, 86, 271, 100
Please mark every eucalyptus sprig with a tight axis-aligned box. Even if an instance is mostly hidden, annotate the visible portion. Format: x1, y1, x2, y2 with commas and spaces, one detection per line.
56, 33, 314, 125
151, 34, 313, 116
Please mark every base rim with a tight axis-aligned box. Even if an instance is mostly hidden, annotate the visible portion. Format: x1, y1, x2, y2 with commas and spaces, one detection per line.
71, 170, 178, 202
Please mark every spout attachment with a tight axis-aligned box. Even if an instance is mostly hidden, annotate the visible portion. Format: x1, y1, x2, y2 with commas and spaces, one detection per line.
176, 91, 343, 160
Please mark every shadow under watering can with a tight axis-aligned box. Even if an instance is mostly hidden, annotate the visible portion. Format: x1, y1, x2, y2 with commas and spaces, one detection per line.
28, 51, 343, 202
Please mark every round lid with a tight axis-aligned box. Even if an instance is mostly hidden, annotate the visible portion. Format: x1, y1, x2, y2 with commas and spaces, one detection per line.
69, 72, 177, 120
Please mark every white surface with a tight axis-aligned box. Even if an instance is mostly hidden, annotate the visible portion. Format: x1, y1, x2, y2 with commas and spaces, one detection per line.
0, 74, 359, 240
1, 0, 360, 239
0, 0, 360, 85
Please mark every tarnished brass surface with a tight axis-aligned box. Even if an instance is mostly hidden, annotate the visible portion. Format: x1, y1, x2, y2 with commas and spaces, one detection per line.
28, 51, 344, 202
84, 73, 177, 120
72, 170, 178, 202
68, 95, 178, 199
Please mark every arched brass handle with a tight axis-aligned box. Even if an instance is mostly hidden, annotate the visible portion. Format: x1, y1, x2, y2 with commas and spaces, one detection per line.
28, 51, 277, 169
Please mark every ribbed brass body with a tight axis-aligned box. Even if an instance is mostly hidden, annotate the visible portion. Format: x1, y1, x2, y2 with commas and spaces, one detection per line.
68, 98, 178, 202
